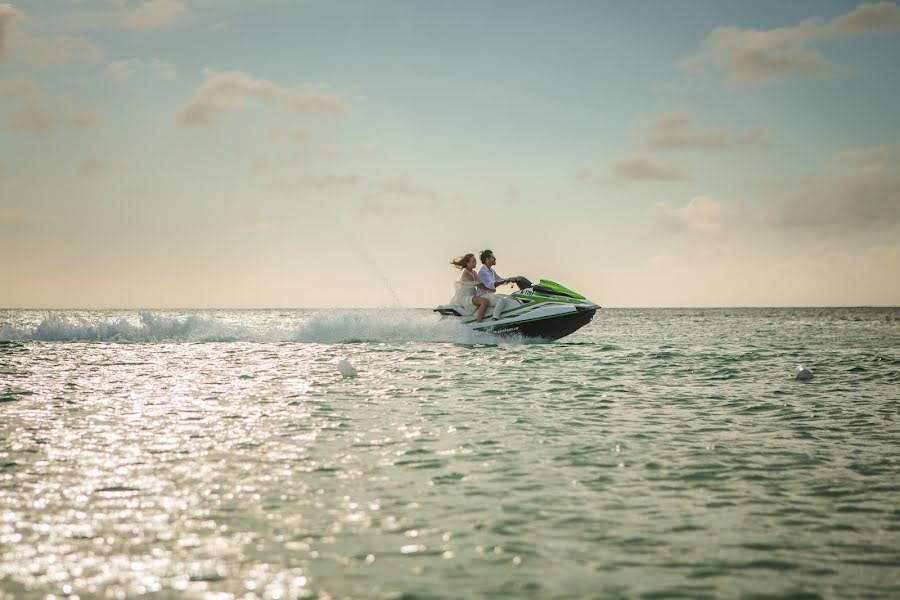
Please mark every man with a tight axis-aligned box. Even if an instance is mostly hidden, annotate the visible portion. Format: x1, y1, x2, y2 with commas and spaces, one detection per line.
475, 249, 515, 322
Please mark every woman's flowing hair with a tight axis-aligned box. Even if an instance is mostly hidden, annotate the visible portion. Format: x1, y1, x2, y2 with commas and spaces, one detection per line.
450, 253, 475, 269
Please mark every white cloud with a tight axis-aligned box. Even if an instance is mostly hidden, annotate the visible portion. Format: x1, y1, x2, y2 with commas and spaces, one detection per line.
610, 155, 692, 182
268, 174, 360, 190
764, 172, 900, 231
242, 217, 273, 233
1, 3, 103, 65
0, 77, 103, 134
681, 1, 900, 86
829, 1, 900, 34
20, 34, 103, 65
647, 113, 728, 150
765, 146, 900, 231
736, 128, 768, 146
831, 145, 899, 173
653, 196, 734, 234
263, 123, 307, 142
80, 157, 122, 175
654, 146, 900, 237
357, 176, 449, 215
53, 0, 189, 31
379, 176, 436, 198
645, 113, 768, 150
123, 0, 188, 30
0, 3, 24, 60
106, 57, 175, 80
175, 69, 345, 127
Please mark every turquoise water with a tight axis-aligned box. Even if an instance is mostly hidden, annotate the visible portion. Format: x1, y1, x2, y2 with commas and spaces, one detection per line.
1, 308, 899, 599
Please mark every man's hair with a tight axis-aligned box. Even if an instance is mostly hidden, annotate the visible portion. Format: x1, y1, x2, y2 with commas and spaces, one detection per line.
480, 249, 493, 263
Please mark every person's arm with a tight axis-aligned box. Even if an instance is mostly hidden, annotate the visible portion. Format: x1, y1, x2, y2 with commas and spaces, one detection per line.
477, 267, 496, 291
466, 270, 491, 290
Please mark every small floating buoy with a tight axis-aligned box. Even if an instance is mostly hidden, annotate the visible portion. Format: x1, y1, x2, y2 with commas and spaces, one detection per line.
794, 365, 814, 381
337, 359, 358, 378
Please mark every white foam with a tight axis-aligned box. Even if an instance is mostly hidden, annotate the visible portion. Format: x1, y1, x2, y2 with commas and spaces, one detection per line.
0, 311, 255, 343
0, 309, 522, 345
288, 309, 505, 344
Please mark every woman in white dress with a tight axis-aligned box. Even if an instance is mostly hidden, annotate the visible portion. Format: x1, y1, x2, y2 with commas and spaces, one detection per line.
450, 253, 491, 322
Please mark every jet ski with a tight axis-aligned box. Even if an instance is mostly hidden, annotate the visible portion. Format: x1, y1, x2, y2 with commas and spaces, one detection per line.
434, 278, 600, 341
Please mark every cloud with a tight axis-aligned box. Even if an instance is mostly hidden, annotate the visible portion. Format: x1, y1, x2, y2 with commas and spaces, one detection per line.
791, 146, 900, 231
80, 158, 122, 175
653, 196, 734, 234
122, 0, 188, 30
829, 1, 900, 34
574, 167, 595, 184
764, 170, 900, 231
0, 77, 103, 134
264, 124, 307, 142
175, 69, 345, 127
106, 57, 175, 80
645, 113, 768, 150
60, 0, 189, 31
654, 146, 900, 237
357, 176, 449, 215
610, 156, 692, 182
736, 128, 768, 146
0, 161, 43, 191
0, 3, 103, 65
378, 176, 437, 198
680, 1, 900, 86
0, 3, 24, 60
0, 208, 29, 222
20, 34, 103, 65
831, 145, 899, 173
242, 217, 273, 233
647, 113, 727, 149
269, 173, 360, 190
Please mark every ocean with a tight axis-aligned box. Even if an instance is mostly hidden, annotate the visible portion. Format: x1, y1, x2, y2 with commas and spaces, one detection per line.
1, 307, 898, 599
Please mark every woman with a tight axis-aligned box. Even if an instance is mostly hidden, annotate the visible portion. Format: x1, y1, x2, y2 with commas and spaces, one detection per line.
450, 253, 491, 322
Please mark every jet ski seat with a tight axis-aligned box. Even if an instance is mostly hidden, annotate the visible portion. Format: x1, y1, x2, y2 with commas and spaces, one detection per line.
434, 295, 523, 317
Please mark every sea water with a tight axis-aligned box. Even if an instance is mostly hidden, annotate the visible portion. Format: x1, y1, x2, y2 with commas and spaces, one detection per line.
1, 308, 898, 599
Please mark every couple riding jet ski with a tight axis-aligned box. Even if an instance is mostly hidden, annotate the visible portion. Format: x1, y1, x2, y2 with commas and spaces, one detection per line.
435, 250, 600, 341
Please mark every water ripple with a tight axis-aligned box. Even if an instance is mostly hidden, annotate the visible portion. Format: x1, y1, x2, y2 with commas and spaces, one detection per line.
0, 308, 898, 598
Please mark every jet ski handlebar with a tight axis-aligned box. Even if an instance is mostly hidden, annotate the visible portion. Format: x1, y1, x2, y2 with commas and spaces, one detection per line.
508, 276, 532, 290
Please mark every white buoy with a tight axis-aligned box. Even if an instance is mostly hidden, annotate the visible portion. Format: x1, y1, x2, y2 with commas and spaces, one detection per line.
794, 365, 814, 381
337, 359, 358, 378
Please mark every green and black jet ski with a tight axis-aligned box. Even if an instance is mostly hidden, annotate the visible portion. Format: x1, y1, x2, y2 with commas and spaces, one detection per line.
434, 278, 600, 341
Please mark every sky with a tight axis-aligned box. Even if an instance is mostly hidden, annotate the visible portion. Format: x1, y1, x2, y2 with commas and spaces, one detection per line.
1, 0, 899, 308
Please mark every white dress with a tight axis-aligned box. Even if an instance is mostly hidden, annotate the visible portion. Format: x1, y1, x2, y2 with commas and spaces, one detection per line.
450, 272, 479, 314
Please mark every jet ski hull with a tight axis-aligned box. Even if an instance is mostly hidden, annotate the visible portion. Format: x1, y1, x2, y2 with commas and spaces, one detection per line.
476, 306, 597, 341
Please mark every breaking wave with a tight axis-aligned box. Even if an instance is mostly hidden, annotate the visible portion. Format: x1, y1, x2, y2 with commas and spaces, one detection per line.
0, 310, 517, 345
